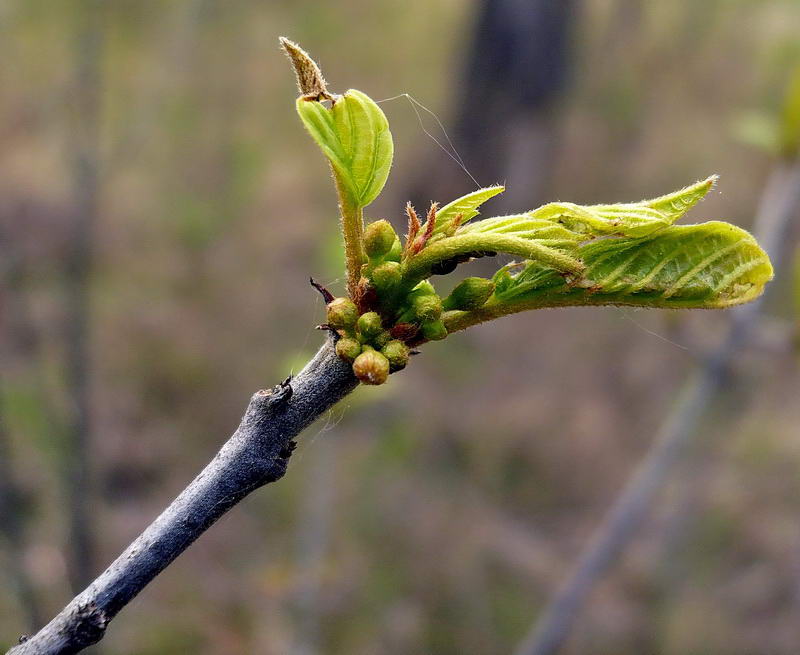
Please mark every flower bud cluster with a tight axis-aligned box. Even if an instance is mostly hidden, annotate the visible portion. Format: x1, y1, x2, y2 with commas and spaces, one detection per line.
328, 220, 495, 385
327, 299, 409, 386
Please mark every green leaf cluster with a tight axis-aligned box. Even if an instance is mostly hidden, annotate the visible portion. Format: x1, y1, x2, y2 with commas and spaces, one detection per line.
282, 37, 774, 384
439, 179, 772, 332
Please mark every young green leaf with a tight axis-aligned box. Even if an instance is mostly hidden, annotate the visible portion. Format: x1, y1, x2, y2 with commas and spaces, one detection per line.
427, 185, 505, 237
458, 214, 582, 250
531, 176, 717, 238
404, 178, 725, 291
642, 175, 718, 223
296, 89, 393, 209
442, 221, 773, 333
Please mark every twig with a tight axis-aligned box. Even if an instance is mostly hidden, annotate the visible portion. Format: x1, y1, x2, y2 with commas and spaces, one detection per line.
7, 338, 357, 655
309, 277, 335, 304
514, 160, 800, 655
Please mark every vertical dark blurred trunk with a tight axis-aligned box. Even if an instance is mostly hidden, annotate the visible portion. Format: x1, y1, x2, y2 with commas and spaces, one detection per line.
410, 0, 578, 213
63, 0, 103, 592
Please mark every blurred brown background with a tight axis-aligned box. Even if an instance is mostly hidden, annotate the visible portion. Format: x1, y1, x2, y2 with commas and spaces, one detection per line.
2, 1, 800, 653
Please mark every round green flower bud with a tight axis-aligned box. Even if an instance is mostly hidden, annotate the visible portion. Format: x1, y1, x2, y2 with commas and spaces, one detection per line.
363, 220, 397, 259
326, 297, 358, 330
369, 261, 401, 294
382, 340, 409, 371
385, 237, 403, 262
335, 336, 362, 362
372, 330, 392, 349
356, 311, 383, 341
442, 277, 495, 311
352, 347, 390, 385
409, 280, 436, 297
422, 319, 447, 341
411, 294, 443, 322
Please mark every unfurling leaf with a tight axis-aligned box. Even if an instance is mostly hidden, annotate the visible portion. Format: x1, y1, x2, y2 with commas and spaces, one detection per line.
481, 221, 772, 313
531, 176, 717, 238
407, 177, 721, 288
296, 89, 393, 209
428, 185, 505, 236
458, 214, 583, 250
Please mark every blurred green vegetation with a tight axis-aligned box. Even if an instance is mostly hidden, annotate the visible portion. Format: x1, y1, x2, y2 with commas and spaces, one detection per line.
2, 1, 800, 654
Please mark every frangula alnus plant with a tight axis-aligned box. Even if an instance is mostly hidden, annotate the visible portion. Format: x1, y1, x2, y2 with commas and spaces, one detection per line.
284, 36, 773, 386
7, 38, 780, 655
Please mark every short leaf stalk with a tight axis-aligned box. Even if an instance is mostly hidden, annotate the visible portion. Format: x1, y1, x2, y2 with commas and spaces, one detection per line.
9, 38, 775, 655
334, 175, 367, 298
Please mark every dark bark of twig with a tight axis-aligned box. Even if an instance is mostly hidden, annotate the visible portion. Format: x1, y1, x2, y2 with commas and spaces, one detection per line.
63, 0, 103, 592
7, 338, 357, 655
514, 160, 800, 655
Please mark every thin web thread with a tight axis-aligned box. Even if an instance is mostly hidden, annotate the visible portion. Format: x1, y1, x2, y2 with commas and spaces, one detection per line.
620, 310, 690, 352
376, 92, 481, 188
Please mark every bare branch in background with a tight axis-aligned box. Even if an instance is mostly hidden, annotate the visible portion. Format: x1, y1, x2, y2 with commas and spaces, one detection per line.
514, 159, 800, 655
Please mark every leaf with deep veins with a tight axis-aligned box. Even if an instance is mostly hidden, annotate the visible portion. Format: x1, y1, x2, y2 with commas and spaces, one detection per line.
531, 176, 717, 238
443, 220, 773, 333
296, 89, 393, 209
459, 214, 582, 250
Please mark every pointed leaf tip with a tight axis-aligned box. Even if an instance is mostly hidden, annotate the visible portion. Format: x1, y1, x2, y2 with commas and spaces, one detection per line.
527, 175, 721, 239
644, 175, 718, 222
430, 185, 506, 236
